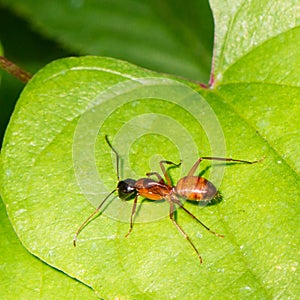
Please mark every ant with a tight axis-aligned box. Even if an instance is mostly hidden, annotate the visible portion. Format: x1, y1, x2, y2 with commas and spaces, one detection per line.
73, 135, 261, 264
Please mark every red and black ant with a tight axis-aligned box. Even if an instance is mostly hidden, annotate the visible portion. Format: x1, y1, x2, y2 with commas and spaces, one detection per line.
73, 135, 261, 264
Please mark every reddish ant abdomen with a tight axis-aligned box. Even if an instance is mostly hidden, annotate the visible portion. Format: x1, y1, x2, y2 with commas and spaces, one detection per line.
175, 176, 218, 201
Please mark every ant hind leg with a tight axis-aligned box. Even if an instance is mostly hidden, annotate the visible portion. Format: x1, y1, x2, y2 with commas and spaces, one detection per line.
187, 156, 262, 176
172, 197, 224, 238
169, 201, 203, 264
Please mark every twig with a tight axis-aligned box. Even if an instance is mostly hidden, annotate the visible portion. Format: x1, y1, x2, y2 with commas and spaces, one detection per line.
0, 56, 32, 83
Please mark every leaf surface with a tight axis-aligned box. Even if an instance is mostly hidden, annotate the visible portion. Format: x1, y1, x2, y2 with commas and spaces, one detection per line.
0, 197, 98, 299
1, 54, 299, 299
0, 1, 299, 299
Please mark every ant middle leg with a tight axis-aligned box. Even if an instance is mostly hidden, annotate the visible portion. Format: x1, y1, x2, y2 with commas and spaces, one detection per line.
146, 172, 164, 183
187, 156, 262, 176
159, 160, 181, 186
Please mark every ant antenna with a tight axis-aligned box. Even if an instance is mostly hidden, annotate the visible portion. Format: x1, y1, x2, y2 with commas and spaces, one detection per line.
105, 135, 120, 181
73, 188, 117, 247
73, 136, 121, 246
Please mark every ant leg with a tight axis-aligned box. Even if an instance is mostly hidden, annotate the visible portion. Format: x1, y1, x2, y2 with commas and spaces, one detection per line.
172, 197, 224, 238
187, 156, 262, 176
160, 160, 181, 186
73, 189, 116, 246
169, 201, 203, 264
146, 172, 164, 183
125, 194, 139, 237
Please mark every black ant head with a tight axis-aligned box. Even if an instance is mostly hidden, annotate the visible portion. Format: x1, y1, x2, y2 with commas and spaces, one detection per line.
117, 178, 137, 200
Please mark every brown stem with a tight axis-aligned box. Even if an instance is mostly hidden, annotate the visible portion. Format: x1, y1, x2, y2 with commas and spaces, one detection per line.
0, 56, 32, 83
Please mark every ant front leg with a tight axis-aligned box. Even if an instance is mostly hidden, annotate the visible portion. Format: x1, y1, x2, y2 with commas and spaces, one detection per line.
187, 156, 262, 176
159, 160, 181, 186
125, 194, 139, 238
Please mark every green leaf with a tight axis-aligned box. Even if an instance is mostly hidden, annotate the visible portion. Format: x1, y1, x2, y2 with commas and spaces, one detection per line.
1, 53, 299, 299
1, 1, 299, 299
0, 197, 99, 299
0, 0, 213, 81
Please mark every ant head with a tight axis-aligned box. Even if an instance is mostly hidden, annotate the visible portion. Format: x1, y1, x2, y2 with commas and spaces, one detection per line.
117, 178, 137, 200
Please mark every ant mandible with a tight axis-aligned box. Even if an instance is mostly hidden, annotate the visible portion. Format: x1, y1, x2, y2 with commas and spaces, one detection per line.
73, 135, 261, 264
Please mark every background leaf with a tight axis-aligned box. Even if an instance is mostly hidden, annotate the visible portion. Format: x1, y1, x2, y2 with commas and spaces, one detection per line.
210, 0, 299, 80
209, 0, 300, 174
0, 0, 213, 81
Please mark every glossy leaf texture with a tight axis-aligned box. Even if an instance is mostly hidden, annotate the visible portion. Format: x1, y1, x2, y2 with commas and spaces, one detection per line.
0, 1, 299, 299
0, 197, 98, 299
1, 53, 299, 299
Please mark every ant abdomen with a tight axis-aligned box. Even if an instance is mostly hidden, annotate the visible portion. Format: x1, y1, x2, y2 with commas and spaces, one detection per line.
175, 176, 218, 201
